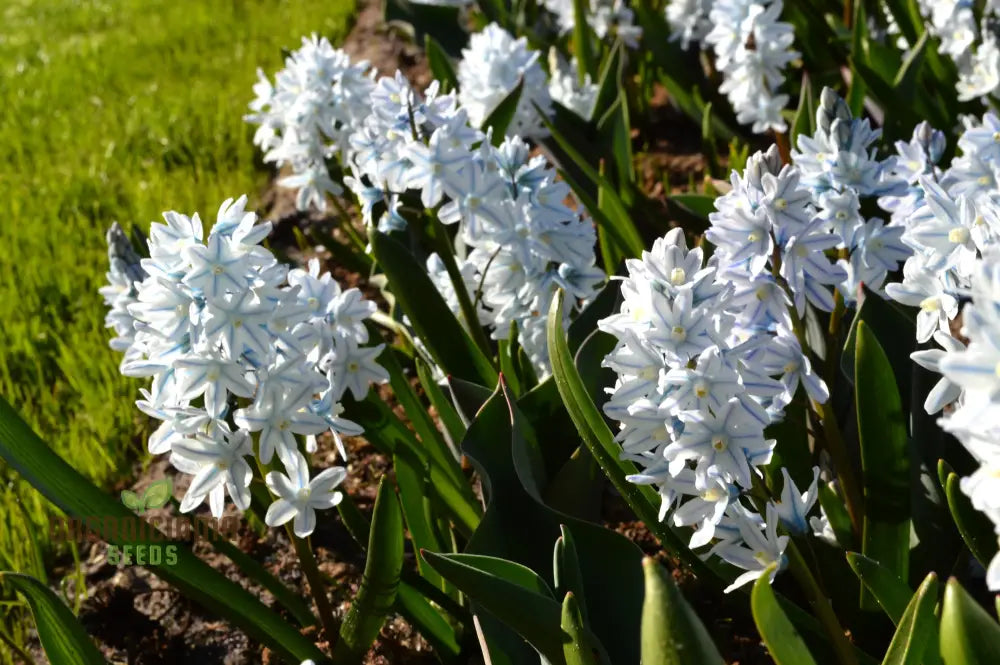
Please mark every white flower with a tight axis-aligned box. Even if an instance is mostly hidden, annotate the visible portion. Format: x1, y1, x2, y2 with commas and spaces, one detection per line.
265, 452, 347, 537
773, 467, 819, 534
172, 428, 254, 519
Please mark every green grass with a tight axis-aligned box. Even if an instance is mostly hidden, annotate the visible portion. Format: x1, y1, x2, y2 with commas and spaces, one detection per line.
0, 0, 355, 658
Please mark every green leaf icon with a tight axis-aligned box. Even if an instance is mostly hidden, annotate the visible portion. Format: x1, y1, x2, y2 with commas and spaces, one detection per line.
120, 490, 144, 513
143, 478, 173, 510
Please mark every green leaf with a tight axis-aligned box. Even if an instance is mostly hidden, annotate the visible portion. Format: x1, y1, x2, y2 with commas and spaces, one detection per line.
395, 583, 461, 659
483, 78, 523, 144
394, 449, 445, 588
944, 472, 999, 568
0, 396, 326, 664
751, 564, 819, 665
855, 320, 911, 609
370, 229, 497, 387
119, 489, 143, 512
791, 74, 815, 143
818, 484, 855, 550
554, 526, 588, 623
415, 357, 466, 445
641, 557, 726, 665
333, 477, 405, 664
546, 290, 720, 582
940, 577, 1000, 665
571, 0, 597, 82
846, 552, 914, 623
562, 592, 601, 665
142, 478, 172, 510
459, 382, 647, 665
880, 573, 938, 665
424, 34, 458, 93
892, 30, 928, 97
669, 194, 716, 220
422, 550, 568, 664
842, 286, 916, 410
2, 572, 106, 665
592, 42, 624, 120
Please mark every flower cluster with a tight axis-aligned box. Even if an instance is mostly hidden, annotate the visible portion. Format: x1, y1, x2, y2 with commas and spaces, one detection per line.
667, 0, 797, 133
913, 0, 1000, 102
342, 65, 604, 373
101, 197, 387, 536
600, 144, 851, 590
881, 111, 1000, 587
541, 0, 643, 49
456, 23, 554, 138
246, 35, 375, 211
791, 87, 910, 300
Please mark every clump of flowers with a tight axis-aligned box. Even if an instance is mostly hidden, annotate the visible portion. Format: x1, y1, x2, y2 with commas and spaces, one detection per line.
881, 110, 1000, 587
665, 0, 797, 133
246, 35, 375, 211
791, 87, 910, 300
101, 196, 387, 536
248, 35, 605, 376
456, 23, 553, 138
912, 0, 1000, 102
541, 0, 643, 48
599, 143, 851, 591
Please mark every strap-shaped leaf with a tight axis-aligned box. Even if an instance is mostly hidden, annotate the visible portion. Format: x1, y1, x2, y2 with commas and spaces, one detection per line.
641, 557, 725, 665
846, 552, 913, 623
944, 472, 999, 568
0, 397, 326, 664
880, 573, 939, 665
333, 477, 405, 664
939, 577, 1000, 665
751, 565, 819, 665
370, 229, 497, 387
2, 572, 106, 665
562, 592, 601, 665
422, 550, 568, 664
424, 34, 458, 93
483, 78, 523, 144
855, 321, 910, 609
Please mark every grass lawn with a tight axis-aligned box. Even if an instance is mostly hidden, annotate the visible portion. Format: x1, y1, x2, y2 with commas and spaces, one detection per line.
0, 0, 354, 657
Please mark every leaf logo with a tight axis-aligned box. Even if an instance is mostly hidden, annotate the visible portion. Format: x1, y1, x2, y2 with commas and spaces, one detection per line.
120, 478, 173, 514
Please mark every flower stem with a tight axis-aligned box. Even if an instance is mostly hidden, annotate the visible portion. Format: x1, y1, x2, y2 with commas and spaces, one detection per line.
287, 528, 341, 645
786, 540, 858, 665
426, 211, 496, 360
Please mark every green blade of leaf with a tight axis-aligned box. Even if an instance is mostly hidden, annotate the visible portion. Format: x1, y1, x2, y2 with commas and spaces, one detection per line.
395, 582, 461, 658
415, 357, 466, 445
571, 0, 597, 81
641, 557, 726, 665
394, 449, 446, 589
333, 477, 405, 664
0, 397, 326, 664
370, 229, 497, 387
483, 79, 523, 144
845, 552, 913, 623
554, 526, 588, 623
422, 550, 568, 664
944, 472, 999, 568
424, 33, 458, 93
856, 320, 911, 610
2, 572, 106, 665
939, 577, 1000, 665
562, 592, 601, 665
751, 565, 819, 665
880, 573, 938, 665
